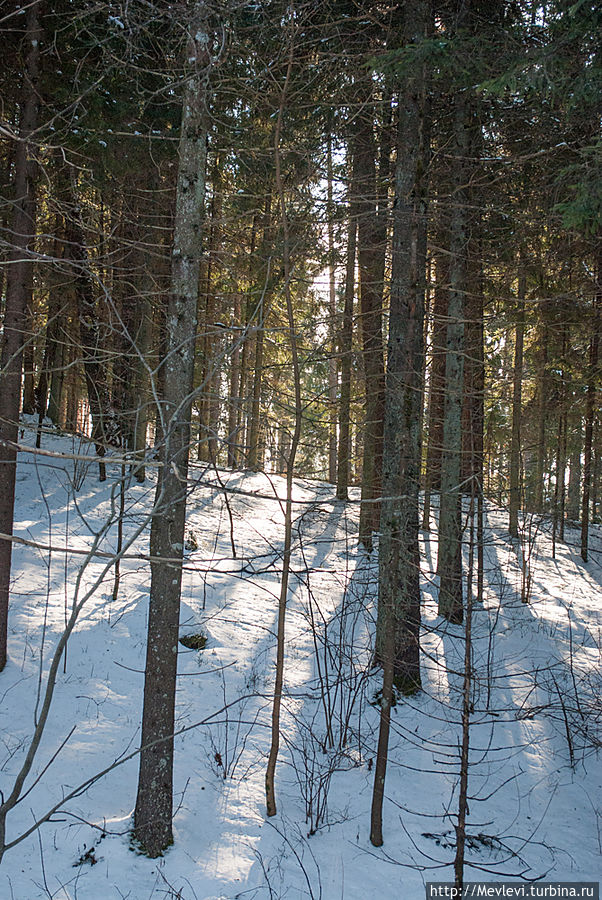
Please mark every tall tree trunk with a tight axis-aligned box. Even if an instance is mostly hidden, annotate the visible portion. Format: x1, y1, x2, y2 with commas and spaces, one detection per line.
0, 0, 44, 672
247, 196, 272, 471
355, 101, 386, 548
552, 402, 567, 554
126, 230, 156, 482
509, 264, 526, 538
22, 305, 36, 415
0, 155, 11, 306
63, 336, 80, 432
65, 184, 117, 479
437, 90, 472, 624
592, 417, 600, 522
265, 45, 302, 819
567, 412, 582, 521
581, 264, 601, 562
133, 9, 209, 856
555, 327, 568, 547
47, 263, 67, 429
336, 150, 358, 501
36, 231, 66, 447
111, 195, 137, 452
459, 215, 485, 599
453, 489, 475, 891
198, 157, 223, 463
422, 250, 448, 529
375, 12, 429, 693
227, 292, 242, 468
472, 250, 485, 603
235, 213, 258, 463
534, 307, 549, 513
460, 205, 484, 496
110, 183, 156, 470
327, 126, 338, 483
371, 0, 430, 846
152, 267, 169, 450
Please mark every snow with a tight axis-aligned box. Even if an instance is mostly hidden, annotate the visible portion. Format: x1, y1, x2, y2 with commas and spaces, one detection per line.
1, 423, 600, 899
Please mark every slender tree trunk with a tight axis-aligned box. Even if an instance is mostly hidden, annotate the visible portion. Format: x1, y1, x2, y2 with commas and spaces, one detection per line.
336, 151, 358, 501
559, 413, 567, 540
65, 186, 117, 479
552, 402, 567, 556
0, 0, 44, 672
265, 45, 302, 818
422, 251, 448, 530
454, 489, 475, 890
130, 262, 154, 482
509, 264, 526, 538
567, 413, 582, 521
458, 214, 485, 599
63, 337, 80, 432
247, 197, 272, 471
22, 305, 36, 415
152, 279, 169, 450
534, 309, 549, 513
236, 214, 258, 462
554, 327, 568, 548
36, 231, 65, 448
355, 100, 386, 548
198, 158, 223, 463
111, 197, 137, 452
327, 126, 338, 483
0, 155, 11, 305
47, 329, 65, 427
581, 267, 601, 562
473, 253, 485, 603
227, 293, 242, 468
592, 418, 600, 522
133, 9, 209, 856
112, 185, 155, 472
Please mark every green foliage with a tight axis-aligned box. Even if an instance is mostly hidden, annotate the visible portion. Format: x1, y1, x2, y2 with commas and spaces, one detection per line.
554, 143, 602, 235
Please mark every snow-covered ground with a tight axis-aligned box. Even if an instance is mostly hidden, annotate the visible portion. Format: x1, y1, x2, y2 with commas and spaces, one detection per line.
1, 425, 600, 899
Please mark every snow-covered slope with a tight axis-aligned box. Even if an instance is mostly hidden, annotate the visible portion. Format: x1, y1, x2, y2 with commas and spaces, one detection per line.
1, 426, 600, 899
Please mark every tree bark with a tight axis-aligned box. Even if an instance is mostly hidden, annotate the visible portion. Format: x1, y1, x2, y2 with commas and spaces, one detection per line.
567, 414, 582, 521
198, 157, 223, 464
355, 99, 386, 548
36, 230, 66, 448
0, 0, 44, 672
460, 204, 484, 497
130, 260, 154, 482
247, 196, 273, 471
534, 309, 549, 513
422, 250, 449, 529
265, 45, 302, 819
336, 150, 358, 501
581, 264, 601, 562
437, 90, 471, 624
133, 7, 209, 856
22, 305, 36, 415
371, 0, 430, 845
509, 264, 526, 538
327, 125, 338, 483
235, 213, 258, 462
227, 292, 242, 468
65, 185, 117, 479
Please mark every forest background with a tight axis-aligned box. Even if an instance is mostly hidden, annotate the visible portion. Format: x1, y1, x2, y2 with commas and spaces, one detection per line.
0, 0, 600, 896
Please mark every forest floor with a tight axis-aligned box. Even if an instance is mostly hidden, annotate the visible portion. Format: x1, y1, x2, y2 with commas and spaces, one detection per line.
1, 424, 600, 900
